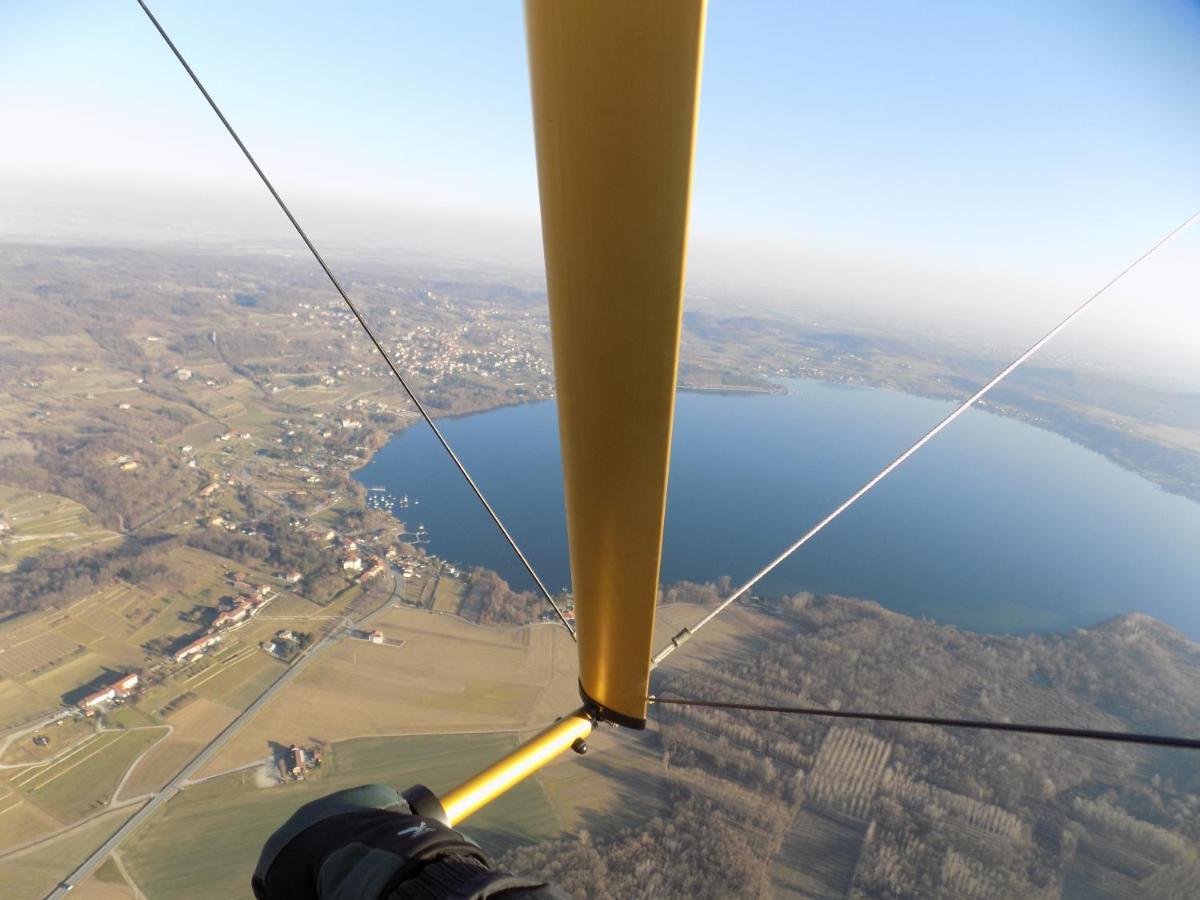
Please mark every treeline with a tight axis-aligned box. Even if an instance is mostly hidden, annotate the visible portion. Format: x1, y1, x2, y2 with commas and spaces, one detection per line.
500, 796, 772, 900
458, 568, 544, 626
507, 586, 1200, 897
3, 415, 199, 531
186, 514, 339, 577
0, 535, 180, 614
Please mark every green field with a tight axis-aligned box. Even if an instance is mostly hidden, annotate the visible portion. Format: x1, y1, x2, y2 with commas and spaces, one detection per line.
122, 732, 559, 900
10, 727, 167, 823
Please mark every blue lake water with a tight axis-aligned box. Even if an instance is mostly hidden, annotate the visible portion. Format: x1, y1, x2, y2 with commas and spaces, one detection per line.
355, 380, 1200, 637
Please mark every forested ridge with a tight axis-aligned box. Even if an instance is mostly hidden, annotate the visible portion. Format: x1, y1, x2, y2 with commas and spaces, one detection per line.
503, 592, 1200, 898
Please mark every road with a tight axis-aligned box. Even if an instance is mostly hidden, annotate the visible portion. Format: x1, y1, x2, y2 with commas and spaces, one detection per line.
46, 575, 400, 899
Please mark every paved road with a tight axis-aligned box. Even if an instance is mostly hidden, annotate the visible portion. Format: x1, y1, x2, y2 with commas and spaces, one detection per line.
46, 575, 400, 899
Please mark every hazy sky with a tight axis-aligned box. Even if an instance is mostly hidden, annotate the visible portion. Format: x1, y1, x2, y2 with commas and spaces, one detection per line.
2, 1, 1198, 378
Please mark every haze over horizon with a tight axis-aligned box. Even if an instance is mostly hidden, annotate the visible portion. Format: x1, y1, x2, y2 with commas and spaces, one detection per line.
3, 0, 1199, 381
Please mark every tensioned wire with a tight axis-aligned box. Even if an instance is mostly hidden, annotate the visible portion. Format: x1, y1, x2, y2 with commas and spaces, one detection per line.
653, 207, 1200, 666
135, 0, 575, 639
649, 696, 1200, 751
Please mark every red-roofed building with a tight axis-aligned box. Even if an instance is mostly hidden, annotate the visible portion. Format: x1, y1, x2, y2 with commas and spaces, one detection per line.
78, 672, 141, 710
174, 633, 222, 662
116, 672, 139, 692
213, 603, 251, 629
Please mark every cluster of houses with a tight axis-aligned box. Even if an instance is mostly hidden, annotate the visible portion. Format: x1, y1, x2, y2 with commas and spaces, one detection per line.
322, 533, 388, 584
173, 578, 276, 663
289, 295, 555, 390
288, 515, 423, 589
340, 550, 387, 583
77, 671, 140, 713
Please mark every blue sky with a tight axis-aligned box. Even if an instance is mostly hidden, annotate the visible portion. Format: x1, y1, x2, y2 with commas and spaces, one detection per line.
2, 1, 1199, 373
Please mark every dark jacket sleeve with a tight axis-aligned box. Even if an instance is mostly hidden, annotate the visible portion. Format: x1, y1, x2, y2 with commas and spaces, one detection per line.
253, 786, 572, 900
386, 853, 573, 900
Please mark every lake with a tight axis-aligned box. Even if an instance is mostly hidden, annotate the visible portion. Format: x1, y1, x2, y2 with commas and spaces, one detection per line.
355, 380, 1200, 637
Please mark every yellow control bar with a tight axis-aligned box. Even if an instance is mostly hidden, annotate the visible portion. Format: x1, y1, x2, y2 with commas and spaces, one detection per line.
440, 712, 594, 826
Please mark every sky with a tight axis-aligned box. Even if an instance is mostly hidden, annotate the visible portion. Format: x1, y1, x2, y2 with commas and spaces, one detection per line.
2, 1, 1199, 380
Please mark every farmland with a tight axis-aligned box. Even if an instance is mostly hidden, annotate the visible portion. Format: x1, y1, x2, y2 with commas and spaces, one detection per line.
197, 606, 579, 775
0, 539, 330, 739
118, 698, 238, 798
121, 733, 559, 900
79, 857, 140, 900
3, 244, 1200, 898
0, 789, 62, 851
6, 727, 167, 822
0, 486, 120, 574
1, 717, 96, 766
769, 807, 867, 898
0, 808, 134, 900
431, 575, 465, 613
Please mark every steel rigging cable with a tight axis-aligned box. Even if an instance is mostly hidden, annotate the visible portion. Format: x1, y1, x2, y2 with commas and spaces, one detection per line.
649, 696, 1200, 750
135, 0, 574, 639
653, 206, 1200, 666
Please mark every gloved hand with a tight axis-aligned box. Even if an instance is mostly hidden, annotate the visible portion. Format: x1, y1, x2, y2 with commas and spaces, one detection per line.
252, 784, 567, 900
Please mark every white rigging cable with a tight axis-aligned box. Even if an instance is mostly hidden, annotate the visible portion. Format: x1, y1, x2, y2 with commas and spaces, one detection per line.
653, 207, 1200, 666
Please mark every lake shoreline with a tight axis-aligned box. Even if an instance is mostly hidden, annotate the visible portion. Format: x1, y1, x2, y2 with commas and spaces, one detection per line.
355, 379, 1200, 640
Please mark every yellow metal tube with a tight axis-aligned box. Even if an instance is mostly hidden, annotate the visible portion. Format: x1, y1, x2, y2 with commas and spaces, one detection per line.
439, 712, 593, 826
526, 0, 707, 727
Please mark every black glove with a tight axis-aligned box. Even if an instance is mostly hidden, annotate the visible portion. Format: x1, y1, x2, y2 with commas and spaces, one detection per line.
252, 784, 569, 900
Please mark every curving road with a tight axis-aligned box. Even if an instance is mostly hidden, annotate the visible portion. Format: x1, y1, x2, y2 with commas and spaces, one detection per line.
46, 575, 400, 899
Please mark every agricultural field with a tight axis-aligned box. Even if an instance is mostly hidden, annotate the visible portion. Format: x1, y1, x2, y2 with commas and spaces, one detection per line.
0, 535, 330, 723
0, 630, 83, 682
75, 856, 139, 900
0, 807, 134, 900
119, 698, 238, 799
0, 679, 59, 734
0, 485, 121, 573
769, 807, 867, 898
198, 607, 579, 775
536, 723, 670, 832
0, 716, 96, 766
651, 602, 770, 675
0, 788, 62, 851
122, 732, 558, 900
4, 726, 166, 824
431, 575, 464, 613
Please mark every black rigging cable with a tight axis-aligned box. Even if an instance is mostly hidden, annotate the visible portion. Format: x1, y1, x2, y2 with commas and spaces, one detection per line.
649, 696, 1200, 751
135, 0, 575, 639
653, 207, 1200, 666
